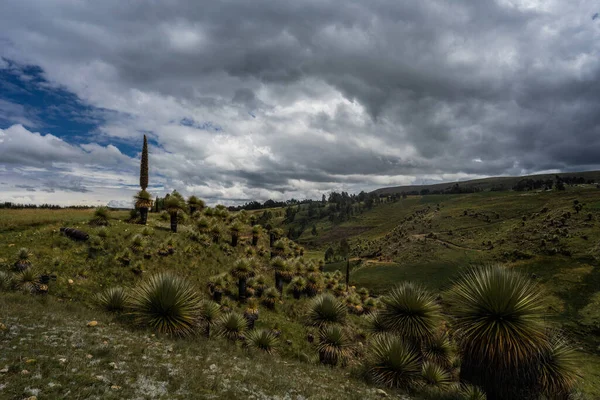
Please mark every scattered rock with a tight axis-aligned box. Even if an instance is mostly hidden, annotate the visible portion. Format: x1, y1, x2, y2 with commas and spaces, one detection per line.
209, 364, 217, 371
87, 321, 98, 327
25, 396, 37, 400
376, 389, 388, 397
111, 385, 121, 390
0, 368, 8, 373
21, 369, 30, 375
67, 279, 74, 285
58, 358, 67, 363
86, 354, 93, 359
0, 323, 6, 330
25, 358, 37, 364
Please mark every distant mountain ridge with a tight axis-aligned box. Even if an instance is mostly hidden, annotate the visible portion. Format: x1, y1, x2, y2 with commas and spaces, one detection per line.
372, 170, 600, 195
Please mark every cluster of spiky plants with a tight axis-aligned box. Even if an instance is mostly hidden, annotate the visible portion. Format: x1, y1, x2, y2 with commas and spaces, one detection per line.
230, 258, 256, 301
14, 268, 40, 293
246, 329, 279, 354
216, 311, 247, 341
128, 272, 202, 337
96, 286, 129, 312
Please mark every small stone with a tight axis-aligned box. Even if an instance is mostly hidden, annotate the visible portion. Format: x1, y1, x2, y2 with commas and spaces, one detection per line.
58, 358, 67, 363
209, 364, 217, 371
0, 368, 8, 373
86, 354, 93, 359
0, 323, 6, 330
286, 339, 293, 346
21, 369, 30, 375
111, 385, 121, 390
376, 389, 388, 397
25, 358, 37, 364
87, 321, 98, 327
68, 279, 74, 285
108, 362, 118, 369
26, 397, 37, 400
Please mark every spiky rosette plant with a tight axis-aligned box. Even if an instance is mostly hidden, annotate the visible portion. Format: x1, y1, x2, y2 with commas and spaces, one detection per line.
90, 206, 110, 226
366, 312, 388, 336
210, 224, 222, 243
187, 195, 205, 215
15, 268, 40, 293
289, 276, 307, 299
306, 294, 347, 327
129, 272, 202, 337
135, 190, 153, 225
246, 328, 279, 354
363, 297, 379, 314
366, 333, 421, 389
251, 225, 262, 246
537, 331, 579, 399
252, 275, 268, 297
448, 264, 549, 399
229, 220, 243, 247
207, 273, 228, 303
423, 332, 453, 368
378, 282, 442, 345
199, 299, 221, 337
130, 234, 145, 253
216, 311, 247, 341
197, 217, 210, 233
271, 256, 292, 292
14, 247, 32, 272
164, 193, 186, 233
0, 271, 15, 291
305, 272, 324, 297
317, 325, 352, 366
459, 384, 487, 400
244, 297, 260, 329
272, 239, 287, 258
421, 361, 453, 390
230, 258, 256, 302
96, 286, 129, 312
262, 287, 279, 310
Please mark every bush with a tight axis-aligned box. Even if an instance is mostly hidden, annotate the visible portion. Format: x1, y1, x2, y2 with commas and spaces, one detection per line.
366, 333, 421, 389
216, 311, 247, 341
378, 282, 442, 344
317, 325, 352, 366
306, 294, 347, 327
96, 286, 128, 312
129, 273, 202, 337
246, 329, 279, 354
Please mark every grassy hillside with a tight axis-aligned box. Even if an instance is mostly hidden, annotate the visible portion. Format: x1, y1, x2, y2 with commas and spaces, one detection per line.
372, 170, 600, 195
291, 185, 600, 397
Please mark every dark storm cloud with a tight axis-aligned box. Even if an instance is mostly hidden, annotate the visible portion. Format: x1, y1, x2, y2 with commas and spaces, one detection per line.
1, 0, 599, 205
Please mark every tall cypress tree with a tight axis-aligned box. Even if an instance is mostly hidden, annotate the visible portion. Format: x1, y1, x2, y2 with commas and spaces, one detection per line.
140, 135, 149, 191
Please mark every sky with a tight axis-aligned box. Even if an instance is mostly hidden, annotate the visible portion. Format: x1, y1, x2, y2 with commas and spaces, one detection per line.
0, 0, 599, 207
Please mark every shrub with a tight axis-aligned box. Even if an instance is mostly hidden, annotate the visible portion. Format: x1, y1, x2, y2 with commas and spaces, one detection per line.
262, 287, 279, 310
448, 264, 548, 398
421, 361, 452, 390
306, 294, 347, 327
96, 287, 128, 312
15, 269, 40, 293
423, 332, 453, 368
14, 247, 32, 272
537, 331, 579, 398
246, 329, 279, 354
97, 227, 108, 238
366, 333, 421, 389
216, 311, 247, 341
0, 271, 15, 291
198, 300, 221, 337
317, 325, 352, 366
129, 273, 202, 337
378, 282, 441, 345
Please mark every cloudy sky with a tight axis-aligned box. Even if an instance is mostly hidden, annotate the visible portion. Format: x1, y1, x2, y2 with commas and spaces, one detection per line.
1, 0, 599, 207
